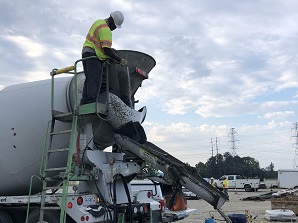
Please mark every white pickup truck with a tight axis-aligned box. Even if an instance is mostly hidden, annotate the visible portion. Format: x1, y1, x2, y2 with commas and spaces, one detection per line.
131, 180, 197, 222
216, 175, 260, 192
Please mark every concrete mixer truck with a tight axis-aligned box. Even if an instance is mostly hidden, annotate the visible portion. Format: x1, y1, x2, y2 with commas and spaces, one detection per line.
0, 50, 231, 223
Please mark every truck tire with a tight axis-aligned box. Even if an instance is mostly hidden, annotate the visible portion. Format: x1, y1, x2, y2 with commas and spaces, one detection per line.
26, 209, 75, 223
5, 209, 26, 223
0, 210, 13, 223
27, 209, 60, 223
244, 184, 252, 192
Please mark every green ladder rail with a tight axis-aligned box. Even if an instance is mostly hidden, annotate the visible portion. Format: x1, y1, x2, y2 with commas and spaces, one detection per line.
37, 56, 106, 223
39, 63, 78, 223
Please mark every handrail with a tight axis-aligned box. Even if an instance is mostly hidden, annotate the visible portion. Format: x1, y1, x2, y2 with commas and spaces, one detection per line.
25, 175, 42, 223
50, 56, 98, 113
50, 66, 75, 76
40, 120, 51, 175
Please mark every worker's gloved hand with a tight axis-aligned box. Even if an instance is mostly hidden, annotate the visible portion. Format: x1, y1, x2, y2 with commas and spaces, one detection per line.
120, 58, 128, 67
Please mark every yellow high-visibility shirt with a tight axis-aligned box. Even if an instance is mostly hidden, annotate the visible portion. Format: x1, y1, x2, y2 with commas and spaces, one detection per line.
222, 179, 229, 188
211, 181, 217, 187
83, 19, 112, 60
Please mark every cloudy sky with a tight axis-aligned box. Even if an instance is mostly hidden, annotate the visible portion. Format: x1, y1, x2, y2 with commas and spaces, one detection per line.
1, 0, 298, 171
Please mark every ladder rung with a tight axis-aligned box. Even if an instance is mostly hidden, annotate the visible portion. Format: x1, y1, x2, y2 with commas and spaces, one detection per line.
45, 167, 67, 172
44, 186, 63, 190
50, 129, 72, 135
48, 147, 69, 153
41, 206, 61, 210
54, 112, 73, 118
45, 176, 63, 181
52, 110, 74, 122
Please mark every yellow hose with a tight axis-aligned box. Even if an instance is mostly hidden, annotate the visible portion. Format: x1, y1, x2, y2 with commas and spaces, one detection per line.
55, 65, 75, 75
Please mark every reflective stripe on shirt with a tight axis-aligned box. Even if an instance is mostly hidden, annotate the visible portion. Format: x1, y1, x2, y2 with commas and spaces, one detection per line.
83, 20, 112, 60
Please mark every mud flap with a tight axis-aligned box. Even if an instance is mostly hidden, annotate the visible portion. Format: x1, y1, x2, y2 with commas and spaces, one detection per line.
168, 191, 187, 211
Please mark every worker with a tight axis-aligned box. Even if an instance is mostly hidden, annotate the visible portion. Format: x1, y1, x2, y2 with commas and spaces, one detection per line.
210, 177, 217, 188
222, 176, 229, 201
80, 11, 128, 105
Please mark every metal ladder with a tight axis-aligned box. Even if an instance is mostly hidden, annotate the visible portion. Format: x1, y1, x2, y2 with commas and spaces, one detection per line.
38, 64, 79, 223
36, 57, 111, 223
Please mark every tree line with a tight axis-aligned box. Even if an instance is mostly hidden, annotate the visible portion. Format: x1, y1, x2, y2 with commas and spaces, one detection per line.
194, 152, 276, 179
143, 152, 277, 180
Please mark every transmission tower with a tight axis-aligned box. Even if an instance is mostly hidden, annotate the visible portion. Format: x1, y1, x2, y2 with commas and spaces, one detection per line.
291, 123, 298, 169
210, 137, 220, 163
228, 128, 239, 156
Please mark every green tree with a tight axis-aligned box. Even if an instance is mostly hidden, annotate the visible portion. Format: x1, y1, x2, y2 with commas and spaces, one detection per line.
215, 153, 224, 177
195, 162, 208, 177
263, 162, 276, 178
223, 152, 233, 174
194, 153, 274, 179
265, 162, 274, 172
205, 156, 217, 177
241, 156, 260, 177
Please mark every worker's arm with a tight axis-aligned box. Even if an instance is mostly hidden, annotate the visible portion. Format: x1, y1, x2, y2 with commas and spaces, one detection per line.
103, 47, 127, 66
103, 47, 121, 63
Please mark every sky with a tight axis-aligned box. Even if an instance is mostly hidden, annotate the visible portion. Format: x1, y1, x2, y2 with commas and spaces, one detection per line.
1, 0, 298, 171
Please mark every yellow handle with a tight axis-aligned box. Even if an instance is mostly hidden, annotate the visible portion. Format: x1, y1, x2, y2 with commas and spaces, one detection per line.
55, 65, 75, 75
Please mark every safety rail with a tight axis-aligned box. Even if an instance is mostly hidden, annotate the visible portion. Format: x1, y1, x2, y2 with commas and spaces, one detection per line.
30, 56, 108, 223
49, 56, 97, 114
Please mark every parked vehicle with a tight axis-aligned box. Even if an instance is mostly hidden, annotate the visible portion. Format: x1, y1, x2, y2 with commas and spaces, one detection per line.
182, 187, 199, 200
131, 179, 165, 211
131, 180, 197, 221
278, 169, 298, 189
259, 181, 267, 189
216, 175, 260, 192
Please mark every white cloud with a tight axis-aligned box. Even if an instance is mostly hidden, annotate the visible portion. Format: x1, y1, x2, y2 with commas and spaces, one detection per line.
164, 98, 196, 115
3, 35, 45, 58
1, 0, 298, 170
263, 111, 295, 120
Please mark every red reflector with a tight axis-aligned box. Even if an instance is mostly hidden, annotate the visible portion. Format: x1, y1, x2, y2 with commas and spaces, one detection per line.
77, 197, 83, 205
159, 199, 165, 212
81, 216, 85, 221
147, 191, 151, 198
143, 205, 149, 213
86, 215, 89, 221
135, 67, 148, 78
67, 202, 73, 208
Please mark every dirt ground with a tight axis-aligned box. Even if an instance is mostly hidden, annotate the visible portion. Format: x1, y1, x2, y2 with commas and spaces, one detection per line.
179, 185, 295, 223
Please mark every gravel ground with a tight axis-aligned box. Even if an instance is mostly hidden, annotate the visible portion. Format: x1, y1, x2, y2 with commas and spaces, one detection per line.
178, 187, 294, 223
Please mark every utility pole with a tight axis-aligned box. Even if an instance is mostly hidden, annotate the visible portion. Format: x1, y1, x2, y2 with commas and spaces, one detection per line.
210, 138, 220, 161
210, 138, 214, 157
210, 137, 220, 177
228, 128, 239, 157
291, 123, 298, 169
215, 137, 219, 163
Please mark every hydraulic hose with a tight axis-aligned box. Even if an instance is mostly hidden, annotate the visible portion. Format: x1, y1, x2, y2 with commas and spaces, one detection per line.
113, 174, 133, 223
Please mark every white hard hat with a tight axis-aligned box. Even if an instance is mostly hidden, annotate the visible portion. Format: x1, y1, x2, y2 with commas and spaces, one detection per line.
110, 11, 124, 28
211, 177, 214, 180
